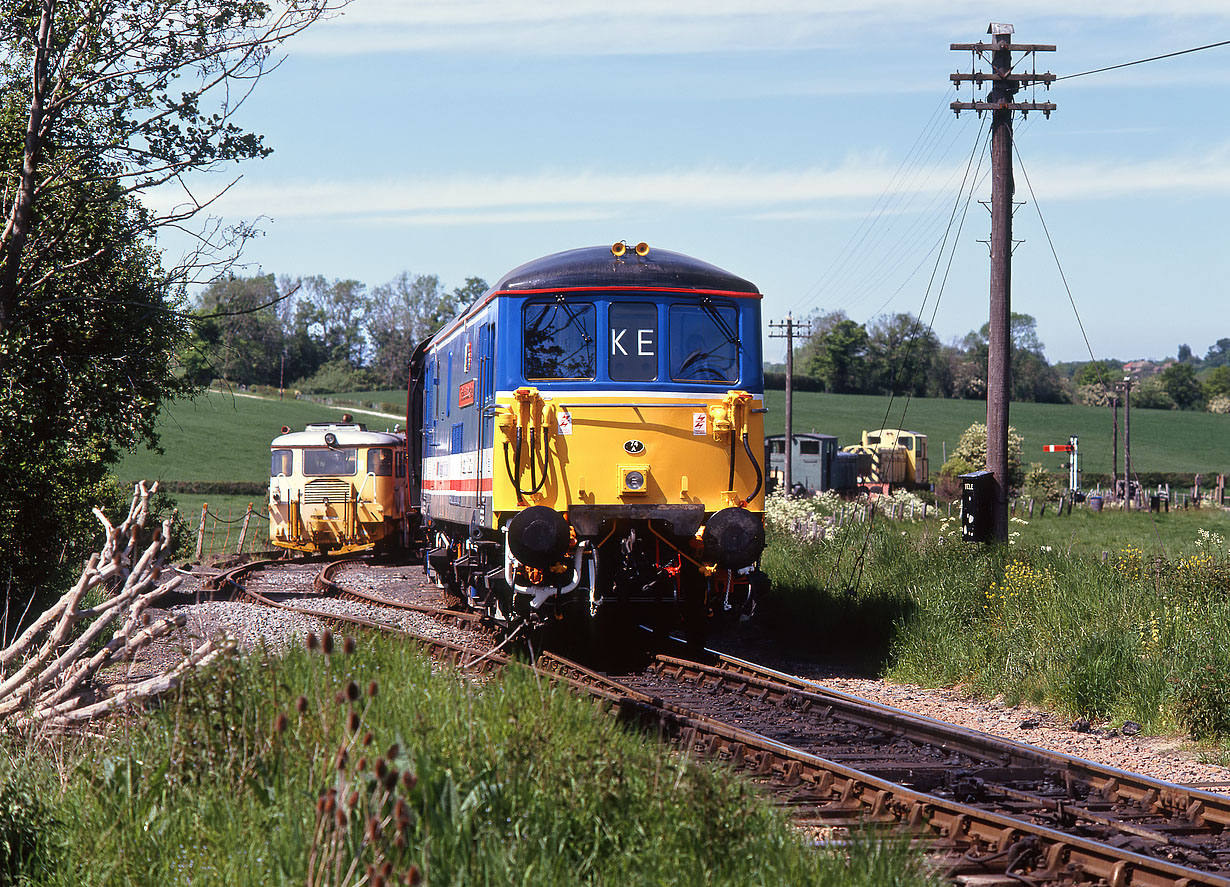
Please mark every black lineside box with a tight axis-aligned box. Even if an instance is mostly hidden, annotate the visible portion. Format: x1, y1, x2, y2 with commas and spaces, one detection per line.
960, 470, 995, 542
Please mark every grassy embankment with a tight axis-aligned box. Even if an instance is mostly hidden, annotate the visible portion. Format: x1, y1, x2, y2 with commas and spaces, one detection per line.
760, 506, 1230, 753
2, 634, 939, 886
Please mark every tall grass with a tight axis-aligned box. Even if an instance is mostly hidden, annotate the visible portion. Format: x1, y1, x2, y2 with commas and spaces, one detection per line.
3, 636, 941, 887
760, 504, 1230, 745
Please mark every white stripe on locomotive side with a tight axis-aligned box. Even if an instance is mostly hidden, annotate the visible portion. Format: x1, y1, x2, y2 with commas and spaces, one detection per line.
422, 447, 494, 498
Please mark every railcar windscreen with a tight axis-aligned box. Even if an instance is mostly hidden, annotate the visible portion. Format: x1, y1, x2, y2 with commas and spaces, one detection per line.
271, 448, 293, 476
368, 448, 394, 476
608, 302, 658, 381
304, 448, 356, 476
669, 303, 739, 383
523, 300, 596, 380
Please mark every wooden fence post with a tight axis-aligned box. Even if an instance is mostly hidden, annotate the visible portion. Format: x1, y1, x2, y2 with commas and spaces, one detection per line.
236, 502, 253, 553
195, 503, 208, 560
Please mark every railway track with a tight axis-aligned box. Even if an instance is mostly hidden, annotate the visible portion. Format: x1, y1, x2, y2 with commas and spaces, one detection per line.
196, 556, 1230, 887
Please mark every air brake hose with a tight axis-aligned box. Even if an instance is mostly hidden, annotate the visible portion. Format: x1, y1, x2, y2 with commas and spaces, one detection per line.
727, 431, 737, 492
523, 425, 549, 495
503, 426, 549, 499
740, 431, 763, 506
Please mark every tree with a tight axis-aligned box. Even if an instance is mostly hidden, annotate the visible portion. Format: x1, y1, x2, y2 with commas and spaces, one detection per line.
1205, 338, 1230, 368
865, 312, 943, 397
962, 312, 1066, 403
366, 274, 484, 389
803, 315, 869, 393
1, 0, 346, 334
1177, 343, 1194, 363
294, 276, 368, 369
1158, 362, 1205, 411
184, 274, 287, 385
0, 1, 337, 607
1205, 365, 1230, 399
0, 165, 191, 598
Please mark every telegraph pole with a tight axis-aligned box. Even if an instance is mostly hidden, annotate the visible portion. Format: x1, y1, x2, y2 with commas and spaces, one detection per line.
952, 24, 1055, 542
768, 313, 810, 495
1125, 378, 1133, 509
1110, 391, 1119, 491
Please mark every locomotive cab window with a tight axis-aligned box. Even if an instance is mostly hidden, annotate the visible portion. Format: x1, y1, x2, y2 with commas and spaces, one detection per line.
523, 300, 596, 380
800, 440, 821, 456
367, 448, 394, 477
271, 449, 293, 476
609, 302, 658, 381
669, 303, 738, 383
304, 448, 356, 476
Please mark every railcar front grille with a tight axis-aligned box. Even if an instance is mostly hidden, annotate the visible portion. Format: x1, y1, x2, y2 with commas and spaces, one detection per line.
303, 480, 352, 504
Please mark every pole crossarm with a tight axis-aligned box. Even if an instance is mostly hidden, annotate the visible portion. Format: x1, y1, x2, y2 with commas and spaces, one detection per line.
950, 42, 1056, 52
951, 72, 1056, 85
952, 101, 1057, 113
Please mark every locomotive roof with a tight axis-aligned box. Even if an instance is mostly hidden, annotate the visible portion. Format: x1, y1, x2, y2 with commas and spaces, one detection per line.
491, 245, 761, 297
271, 423, 403, 448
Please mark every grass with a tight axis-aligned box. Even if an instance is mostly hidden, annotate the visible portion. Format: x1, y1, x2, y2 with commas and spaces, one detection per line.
764, 389, 1230, 479
120, 389, 382, 488
760, 496, 1230, 749
1, 636, 941, 887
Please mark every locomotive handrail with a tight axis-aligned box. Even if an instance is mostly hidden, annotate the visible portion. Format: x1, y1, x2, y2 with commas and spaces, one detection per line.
356, 471, 376, 501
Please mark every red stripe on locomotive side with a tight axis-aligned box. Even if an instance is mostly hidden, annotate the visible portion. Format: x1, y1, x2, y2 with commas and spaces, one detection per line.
422, 477, 494, 493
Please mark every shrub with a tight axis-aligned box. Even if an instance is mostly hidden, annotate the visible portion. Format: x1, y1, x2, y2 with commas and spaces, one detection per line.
949, 423, 1024, 489
293, 360, 376, 395
0, 766, 57, 882
1175, 649, 1230, 740
1021, 462, 1062, 502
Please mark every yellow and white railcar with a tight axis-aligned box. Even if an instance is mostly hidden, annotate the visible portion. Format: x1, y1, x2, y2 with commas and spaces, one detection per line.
268, 420, 408, 555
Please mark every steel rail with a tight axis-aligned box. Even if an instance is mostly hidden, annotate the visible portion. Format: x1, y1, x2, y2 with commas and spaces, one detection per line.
701, 650, 1230, 835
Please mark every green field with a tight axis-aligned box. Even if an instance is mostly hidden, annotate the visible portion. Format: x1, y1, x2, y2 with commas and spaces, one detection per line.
764, 390, 1230, 480
120, 390, 405, 488
125, 388, 1230, 493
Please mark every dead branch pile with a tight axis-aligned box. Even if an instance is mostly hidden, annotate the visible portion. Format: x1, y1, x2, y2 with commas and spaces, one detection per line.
1, 482, 227, 729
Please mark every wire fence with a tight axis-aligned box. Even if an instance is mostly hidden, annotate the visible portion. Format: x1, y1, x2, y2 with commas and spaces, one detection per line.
174, 502, 274, 560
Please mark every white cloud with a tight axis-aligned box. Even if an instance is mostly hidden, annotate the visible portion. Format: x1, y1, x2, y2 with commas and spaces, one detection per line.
295, 1, 1230, 57
149, 144, 1230, 226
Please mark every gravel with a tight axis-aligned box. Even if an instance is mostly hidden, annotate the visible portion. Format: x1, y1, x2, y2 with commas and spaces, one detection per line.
125, 562, 1230, 795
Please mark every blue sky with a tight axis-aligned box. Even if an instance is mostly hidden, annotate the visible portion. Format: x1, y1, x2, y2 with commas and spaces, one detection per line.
154, 2, 1230, 365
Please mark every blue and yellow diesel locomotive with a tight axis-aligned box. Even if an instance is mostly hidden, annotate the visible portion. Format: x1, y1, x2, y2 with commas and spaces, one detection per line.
409, 242, 768, 635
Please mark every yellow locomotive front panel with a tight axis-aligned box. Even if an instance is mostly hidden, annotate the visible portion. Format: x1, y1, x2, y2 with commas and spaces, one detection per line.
269, 422, 408, 555
488, 388, 765, 518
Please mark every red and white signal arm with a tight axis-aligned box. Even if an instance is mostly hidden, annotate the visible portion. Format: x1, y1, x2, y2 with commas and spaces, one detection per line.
1042, 444, 1074, 452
